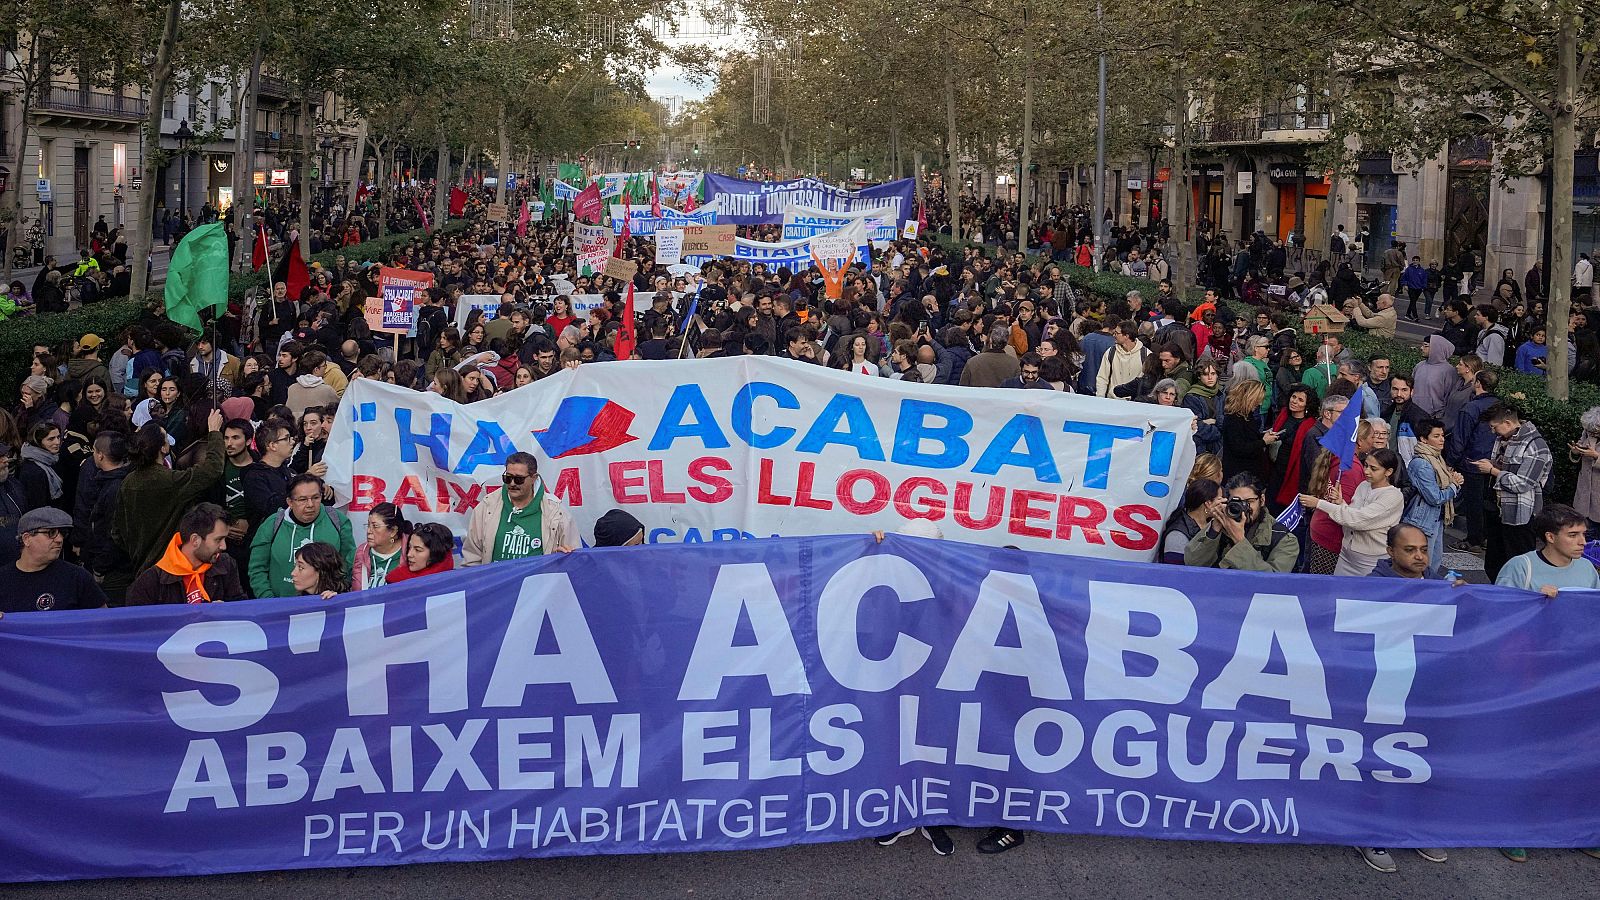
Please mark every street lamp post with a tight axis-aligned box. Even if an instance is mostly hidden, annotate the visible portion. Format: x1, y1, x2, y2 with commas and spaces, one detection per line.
174, 118, 194, 217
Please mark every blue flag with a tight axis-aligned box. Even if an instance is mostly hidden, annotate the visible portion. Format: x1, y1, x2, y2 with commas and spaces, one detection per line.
1318, 394, 1363, 469
1275, 499, 1304, 532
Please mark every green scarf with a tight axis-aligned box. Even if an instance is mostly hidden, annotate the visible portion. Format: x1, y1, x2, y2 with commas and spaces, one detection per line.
493, 483, 546, 562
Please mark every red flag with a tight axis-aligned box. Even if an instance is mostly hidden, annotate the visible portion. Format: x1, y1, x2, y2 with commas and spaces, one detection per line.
284, 246, 310, 301
650, 173, 662, 218
516, 200, 530, 237
413, 197, 431, 235
355, 182, 370, 205
614, 283, 638, 360
918, 201, 928, 231
251, 224, 268, 271
683, 190, 698, 213
448, 186, 467, 217
573, 182, 603, 223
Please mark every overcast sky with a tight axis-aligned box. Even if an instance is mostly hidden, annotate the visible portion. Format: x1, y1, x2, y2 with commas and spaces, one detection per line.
642, 10, 742, 105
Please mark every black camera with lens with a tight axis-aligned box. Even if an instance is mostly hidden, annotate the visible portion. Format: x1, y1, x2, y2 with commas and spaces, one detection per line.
1226, 497, 1252, 521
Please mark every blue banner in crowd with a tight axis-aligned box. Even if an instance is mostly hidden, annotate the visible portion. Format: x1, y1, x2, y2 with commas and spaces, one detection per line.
703, 175, 917, 226
1, 536, 1597, 882
608, 204, 720, 237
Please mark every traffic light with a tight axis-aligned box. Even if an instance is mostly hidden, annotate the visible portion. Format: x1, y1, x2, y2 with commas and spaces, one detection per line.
692, 144, 701, 155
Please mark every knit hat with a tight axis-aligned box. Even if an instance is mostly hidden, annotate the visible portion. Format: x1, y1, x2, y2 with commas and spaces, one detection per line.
220, 397, 255, 423
22, 375, 51, 395
593, 509, 645, 547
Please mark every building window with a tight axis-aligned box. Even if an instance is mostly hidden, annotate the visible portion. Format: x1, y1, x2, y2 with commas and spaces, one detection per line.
1263, 84, 1330, 130
187, 93, 198, 123
208, 82, 220, 122
162, 90, 174, 120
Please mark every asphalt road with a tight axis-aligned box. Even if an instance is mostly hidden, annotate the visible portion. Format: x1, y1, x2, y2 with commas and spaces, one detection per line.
10, 832, 1598, 899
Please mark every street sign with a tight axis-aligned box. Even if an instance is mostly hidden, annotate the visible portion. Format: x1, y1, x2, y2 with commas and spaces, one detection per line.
505, 173, 517, 191
35, 179, 51, 202
270, 168, 289, 187
130, 176, 142, 192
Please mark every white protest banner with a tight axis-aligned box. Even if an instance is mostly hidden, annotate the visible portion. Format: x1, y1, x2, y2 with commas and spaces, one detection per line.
781, 203, 900, 242
453, 294, 502, 331
655, 228, 684, 265
574, 222, 613, 276
325, 357, 1194, 555
902, 220, 921, 240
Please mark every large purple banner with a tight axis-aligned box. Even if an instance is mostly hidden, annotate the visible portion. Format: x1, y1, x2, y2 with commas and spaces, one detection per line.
702, 175, 916, 226
0, 535, 1597, 882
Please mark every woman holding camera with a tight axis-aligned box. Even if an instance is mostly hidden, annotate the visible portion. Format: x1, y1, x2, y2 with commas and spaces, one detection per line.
1299, 448, 1405, 577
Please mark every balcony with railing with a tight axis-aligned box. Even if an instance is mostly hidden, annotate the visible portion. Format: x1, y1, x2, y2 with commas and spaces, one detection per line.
254, 130, 304, 152
35, 86, 147, 123
1190, 118, 1263, 144
257, 75, 294, 98
1261, 110, 1332, 136
1185, 111, 1332, 146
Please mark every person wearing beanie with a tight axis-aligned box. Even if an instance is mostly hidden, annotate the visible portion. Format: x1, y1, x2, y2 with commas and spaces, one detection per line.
593, 509, 645, 547
220, 396, 256, 424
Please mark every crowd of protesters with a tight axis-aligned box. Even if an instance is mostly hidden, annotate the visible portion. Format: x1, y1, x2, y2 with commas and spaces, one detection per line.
0, 177, 1596, 869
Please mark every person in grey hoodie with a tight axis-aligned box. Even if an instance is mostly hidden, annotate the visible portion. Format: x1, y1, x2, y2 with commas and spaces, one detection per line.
1410, 335, 1457, 418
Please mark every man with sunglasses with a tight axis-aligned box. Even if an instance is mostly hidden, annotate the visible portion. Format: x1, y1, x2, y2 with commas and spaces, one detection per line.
463, 452, 578, 566
0, 508, 107, 612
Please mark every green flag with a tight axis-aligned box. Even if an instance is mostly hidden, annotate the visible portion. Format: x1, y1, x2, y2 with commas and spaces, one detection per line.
163, 221, 230, 333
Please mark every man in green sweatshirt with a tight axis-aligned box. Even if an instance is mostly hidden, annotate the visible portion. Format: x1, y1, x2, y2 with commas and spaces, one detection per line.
248, 473, 354, 597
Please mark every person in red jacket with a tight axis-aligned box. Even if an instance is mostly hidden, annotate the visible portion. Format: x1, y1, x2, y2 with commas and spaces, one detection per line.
386, 522, 456, 584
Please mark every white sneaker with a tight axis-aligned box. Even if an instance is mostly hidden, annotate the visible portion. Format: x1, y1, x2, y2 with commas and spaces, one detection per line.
1357, 847, 1397, 873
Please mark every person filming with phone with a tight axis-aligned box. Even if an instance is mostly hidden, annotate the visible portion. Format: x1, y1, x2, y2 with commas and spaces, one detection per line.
1184, 473, 1300, 572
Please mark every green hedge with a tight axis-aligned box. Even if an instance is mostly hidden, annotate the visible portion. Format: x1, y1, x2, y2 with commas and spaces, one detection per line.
923, 233, 1598, 497
5, 223, 460, 393
0, 300, 148, 392
227, 222, 466, 302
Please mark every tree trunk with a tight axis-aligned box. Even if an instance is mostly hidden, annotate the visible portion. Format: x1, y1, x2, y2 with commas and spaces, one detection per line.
4, 35, 40, 283
1018, 72, 1034, 254
346, 119, 367, 213
130, 0, 182, 301
496, 104, 510, 204
231, 38, 264, 272
1547, 26, 1577, 401
945, 57, 961, 243
376, 143, 391, 238
434, 132, 450, 227
296, 92, 311, 265
1166, 20, 1193, 291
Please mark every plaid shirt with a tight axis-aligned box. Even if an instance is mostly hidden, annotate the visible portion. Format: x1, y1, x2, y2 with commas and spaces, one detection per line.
1491, 421, 1552, 526
1052, 278, 1077, 316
